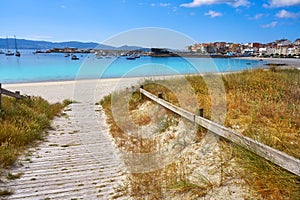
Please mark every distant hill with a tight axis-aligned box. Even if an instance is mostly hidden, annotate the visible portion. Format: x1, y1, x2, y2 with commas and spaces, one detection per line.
0, 38, 144, 50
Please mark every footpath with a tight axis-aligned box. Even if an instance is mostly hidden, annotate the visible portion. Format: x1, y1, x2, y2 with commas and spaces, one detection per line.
0, 78, 142, 199
0, 102, 127, 199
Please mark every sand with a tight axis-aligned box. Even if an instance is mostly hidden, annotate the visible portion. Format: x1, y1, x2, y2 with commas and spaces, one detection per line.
1, 77, 143, 199
4, 77, 142, 103
236, 57, 300, 68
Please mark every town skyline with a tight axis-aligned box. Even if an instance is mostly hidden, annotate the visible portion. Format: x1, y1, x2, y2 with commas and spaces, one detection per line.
1, 0, 300, 49
1, 37, 299, 50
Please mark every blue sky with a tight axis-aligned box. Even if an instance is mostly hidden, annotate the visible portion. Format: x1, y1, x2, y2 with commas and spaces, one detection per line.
1, 0, 300, 49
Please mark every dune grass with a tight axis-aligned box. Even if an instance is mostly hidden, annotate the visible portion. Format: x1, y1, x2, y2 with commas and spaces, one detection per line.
0, 96, 71, 168
100, 68, 300, 199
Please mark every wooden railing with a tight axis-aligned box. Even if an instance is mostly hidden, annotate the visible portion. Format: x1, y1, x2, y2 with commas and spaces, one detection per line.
139, 87, 300, 176
0, 83, 25, 110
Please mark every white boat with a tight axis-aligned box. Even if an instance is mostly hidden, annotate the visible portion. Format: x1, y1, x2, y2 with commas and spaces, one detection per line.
5, 51, 14, 56
126, 54, 136, 60
71, 55, 79, 60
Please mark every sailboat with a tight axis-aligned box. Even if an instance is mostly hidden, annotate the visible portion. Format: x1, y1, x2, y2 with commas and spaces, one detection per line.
5, 37, 14, 56
14, 35, 21, 57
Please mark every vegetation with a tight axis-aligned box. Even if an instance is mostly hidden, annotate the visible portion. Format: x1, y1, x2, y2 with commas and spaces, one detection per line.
100, 68, 300, 199
0, 96, 71, 168
0, 189, 13, 196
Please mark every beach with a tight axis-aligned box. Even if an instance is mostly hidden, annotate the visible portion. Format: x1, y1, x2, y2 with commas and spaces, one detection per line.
236, 57, 300, 68
2, 65, 299, 199
4, 57, 300, 103
1, 77, 144, 199
4, 77, 142, 103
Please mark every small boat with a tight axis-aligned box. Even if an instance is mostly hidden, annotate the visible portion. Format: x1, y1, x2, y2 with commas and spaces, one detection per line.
5, 51, 14, 56
126, 55, 136, 60
0, 50, 4, 54
64, 53, 71, 57
14, 35, 21, 57
5, 37, 14, 56
33, 49, 44, 54
71, 55, 79, 60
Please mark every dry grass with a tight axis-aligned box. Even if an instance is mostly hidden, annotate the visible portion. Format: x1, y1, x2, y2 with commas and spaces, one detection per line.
101, 68, 300, 199
0, 97, 71, 168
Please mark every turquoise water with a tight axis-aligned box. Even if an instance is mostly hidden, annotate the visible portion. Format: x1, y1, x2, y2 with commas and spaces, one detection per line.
0, 50, 265, 83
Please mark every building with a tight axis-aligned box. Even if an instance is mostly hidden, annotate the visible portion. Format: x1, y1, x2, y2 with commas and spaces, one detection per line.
186, 38, 300, 57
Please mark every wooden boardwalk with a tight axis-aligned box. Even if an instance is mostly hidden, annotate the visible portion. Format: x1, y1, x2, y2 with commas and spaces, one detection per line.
0, 103, 127, 199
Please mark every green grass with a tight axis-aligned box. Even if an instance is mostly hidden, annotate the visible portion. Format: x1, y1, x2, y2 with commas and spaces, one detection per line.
0, 96, 71, 168
100, 68, 300, 199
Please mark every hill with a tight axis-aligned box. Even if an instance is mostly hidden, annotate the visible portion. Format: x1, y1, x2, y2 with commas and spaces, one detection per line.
0, 38, 143, 50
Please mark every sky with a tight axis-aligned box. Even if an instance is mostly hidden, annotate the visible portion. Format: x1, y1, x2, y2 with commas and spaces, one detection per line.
1, 0, 300, 49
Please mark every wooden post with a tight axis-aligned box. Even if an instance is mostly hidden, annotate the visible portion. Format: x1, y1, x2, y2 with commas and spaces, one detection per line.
0, 83, 2, 110
140, 85, 144, 100
158, 92, 163, 99
198, 108, 204, 117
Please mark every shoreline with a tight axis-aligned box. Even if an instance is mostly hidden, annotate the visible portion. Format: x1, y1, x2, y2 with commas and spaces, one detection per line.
3, 58, 299, 103
4, 77, 142, 103
3, 57, 299, 86
235, 57, 300, 68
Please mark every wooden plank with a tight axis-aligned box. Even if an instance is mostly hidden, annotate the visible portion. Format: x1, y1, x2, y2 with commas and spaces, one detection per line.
0, 83, 2, 110
140, 88, 300, 176
194, 116, 300, 176
1, 88, 24, 99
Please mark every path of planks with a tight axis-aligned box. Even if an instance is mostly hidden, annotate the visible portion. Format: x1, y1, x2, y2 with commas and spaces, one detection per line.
0, 102, 128, 199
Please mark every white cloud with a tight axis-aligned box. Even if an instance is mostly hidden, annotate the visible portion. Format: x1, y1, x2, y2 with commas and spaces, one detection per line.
180, 0, 249, 8
204, 10, 223, 18
264, 0, 300, 7
276, 9, 300, 18
261, 21, 278, 28
150, 2, 171, 7
60, 5, 66, 9
253, 13, 264, 19
160, 3, 171, 7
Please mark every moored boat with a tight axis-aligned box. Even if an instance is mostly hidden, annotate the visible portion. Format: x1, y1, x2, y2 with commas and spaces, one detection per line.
14, 35, 21, 57
5, 51, 14, 56
5, 37, 14, 56
71, 55, 79, 60
126, 54, 136, 60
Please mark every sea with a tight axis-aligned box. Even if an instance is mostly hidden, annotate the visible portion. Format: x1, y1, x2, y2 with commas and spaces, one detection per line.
0, 50, 266, 84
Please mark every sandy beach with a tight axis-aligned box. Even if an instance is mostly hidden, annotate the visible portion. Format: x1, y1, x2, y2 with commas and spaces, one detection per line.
2, 66, 298, 199
236, 57, 300, 68
1, 77, 146, 199
4, 77, 143, 103
4, 57, 299, 103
